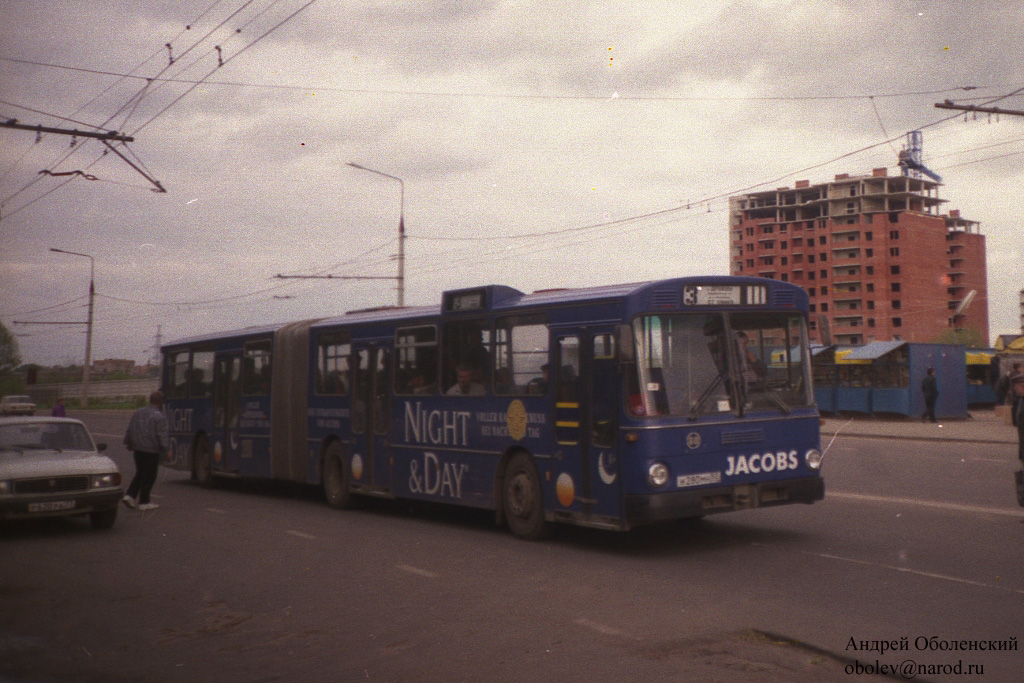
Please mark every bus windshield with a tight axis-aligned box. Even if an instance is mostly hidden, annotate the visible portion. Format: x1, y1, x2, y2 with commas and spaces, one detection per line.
630, 311, 813, 418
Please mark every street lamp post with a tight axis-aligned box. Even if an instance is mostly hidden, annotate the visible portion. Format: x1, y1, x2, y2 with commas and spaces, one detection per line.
51, 248, 95, 408
346, 162, 405, 307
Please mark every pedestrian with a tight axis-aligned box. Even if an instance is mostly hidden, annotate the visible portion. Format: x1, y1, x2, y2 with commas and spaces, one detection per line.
1008, 362, 1024, 428
921, 367, 938, 424
122, 391, 171, 511
1013, 373, 1024, 463
50, 398, 66, 417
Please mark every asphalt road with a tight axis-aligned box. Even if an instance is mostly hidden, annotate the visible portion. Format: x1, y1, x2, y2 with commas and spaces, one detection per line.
2, 412, 1021, 682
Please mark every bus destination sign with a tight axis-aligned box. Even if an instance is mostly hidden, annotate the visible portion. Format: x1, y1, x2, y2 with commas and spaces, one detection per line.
683, 285, 766, 306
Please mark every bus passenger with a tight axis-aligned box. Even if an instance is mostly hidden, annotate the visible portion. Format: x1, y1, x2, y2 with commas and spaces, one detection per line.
527, 364, 549, 395
447, 364, 485, 396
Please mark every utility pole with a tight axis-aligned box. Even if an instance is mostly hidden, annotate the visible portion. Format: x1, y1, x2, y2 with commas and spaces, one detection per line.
0, 119, 165, 192
934, 101, 1024, 118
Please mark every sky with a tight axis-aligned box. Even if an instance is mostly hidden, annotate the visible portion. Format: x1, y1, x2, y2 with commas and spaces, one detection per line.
1, 0, 1022, 367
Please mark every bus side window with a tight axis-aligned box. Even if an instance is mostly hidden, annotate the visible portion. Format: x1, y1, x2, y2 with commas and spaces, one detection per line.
556, 337, 580, 402
442, 321, 490, 394
395, 326, 437, 395
315, 332, 350, 395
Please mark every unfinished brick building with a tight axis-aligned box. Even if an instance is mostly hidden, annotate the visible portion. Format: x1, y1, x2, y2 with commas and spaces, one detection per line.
729, 168, 988, 346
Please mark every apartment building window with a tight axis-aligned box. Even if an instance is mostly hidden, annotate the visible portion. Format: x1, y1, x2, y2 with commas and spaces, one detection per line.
868, 319, 875, 327
865, 215, 873, 224
821, 286, 828, 295
762, 225, 774, 234
891, 282, 901, 292
808, 287, 816, 296
846, 202, 855, 213
889, 230, 899, 239
781, 256, 788, 265
780, 273, 788, 282
892, 300, 902, 309
808, 254, 815, 264
888, 213, 899, 224
819, 235, 827, 245
781, 241, 787, 249
865, 248, 873, 258
865, 231, 873, 240
746, 259, 754, 267
890, 265, 900, 275
820, 253, 827, 262
867, 301, 875, 310
809, 304, 816, 312
821, 303, 829, 312
890, 247, 900, 257
892, 317, 902, 327
808, 272, 815, 280
746, 227, 754, 236
746, 243, 754, 252
866, 266, 874, 275
821, 270, 827, 278
866, 283, 874, 292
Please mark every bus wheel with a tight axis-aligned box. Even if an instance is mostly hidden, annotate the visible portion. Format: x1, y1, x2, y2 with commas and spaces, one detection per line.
323, 442, 353, 509
503, 452, 548, 540
194, 436, 216, 489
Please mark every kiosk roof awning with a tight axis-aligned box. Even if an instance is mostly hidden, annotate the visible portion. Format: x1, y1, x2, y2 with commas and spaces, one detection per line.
843, 340, 906, 360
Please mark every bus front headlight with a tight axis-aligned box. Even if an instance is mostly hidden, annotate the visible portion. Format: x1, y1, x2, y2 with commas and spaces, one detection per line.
805, 449, 823, 470
648, 462, 670, 488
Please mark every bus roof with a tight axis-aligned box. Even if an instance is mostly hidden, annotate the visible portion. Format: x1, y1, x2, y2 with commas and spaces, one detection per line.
164, 276, 805, 347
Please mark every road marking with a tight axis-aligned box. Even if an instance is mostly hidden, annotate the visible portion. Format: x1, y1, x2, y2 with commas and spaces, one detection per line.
828, 491, 1024, 518
397, 564, 438, 578
286, 530, 316, 540
806, 551, 1024, 595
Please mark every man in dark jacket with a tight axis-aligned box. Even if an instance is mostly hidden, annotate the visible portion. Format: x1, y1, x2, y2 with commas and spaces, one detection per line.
921, 367, 938, 424
122, 391, 171, 511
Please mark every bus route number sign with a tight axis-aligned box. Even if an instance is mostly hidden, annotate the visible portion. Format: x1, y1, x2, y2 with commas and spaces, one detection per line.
685, 285, 741, 306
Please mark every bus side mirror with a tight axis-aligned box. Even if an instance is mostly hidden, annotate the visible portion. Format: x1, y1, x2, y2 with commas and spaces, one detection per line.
616, 324, 634, 363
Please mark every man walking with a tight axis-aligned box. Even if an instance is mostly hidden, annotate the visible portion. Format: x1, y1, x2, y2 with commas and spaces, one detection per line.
122, 391, 171, 511
921, 367, 938, 424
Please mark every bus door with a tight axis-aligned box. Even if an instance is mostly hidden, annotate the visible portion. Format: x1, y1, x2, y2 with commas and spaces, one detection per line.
553, 329, 621, 521
212, 353, 243, 475
351, 344, 393, 493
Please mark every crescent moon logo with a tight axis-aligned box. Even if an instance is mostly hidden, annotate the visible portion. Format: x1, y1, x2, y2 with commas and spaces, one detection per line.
598, 452, 617, 485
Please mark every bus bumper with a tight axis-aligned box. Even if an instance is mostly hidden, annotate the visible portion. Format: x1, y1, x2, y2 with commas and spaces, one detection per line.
624, 476, 825, 526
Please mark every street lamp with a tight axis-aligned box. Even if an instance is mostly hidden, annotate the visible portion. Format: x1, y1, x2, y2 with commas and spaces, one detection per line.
51, 248, 95, 408
347, 162, 405, 307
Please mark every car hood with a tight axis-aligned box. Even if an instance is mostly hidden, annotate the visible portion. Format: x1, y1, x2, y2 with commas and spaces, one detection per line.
0, 450, 120, 479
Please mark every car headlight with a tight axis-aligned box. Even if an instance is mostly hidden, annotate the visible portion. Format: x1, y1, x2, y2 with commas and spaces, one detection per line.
805, 449, 823, 471
90, 473, 122, 489
648, 462, 670, 488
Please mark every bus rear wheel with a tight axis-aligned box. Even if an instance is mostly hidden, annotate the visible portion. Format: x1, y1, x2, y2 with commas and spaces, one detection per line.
503, 452, 548, 540
323, 442, 354, 509
194, 436, 216, 489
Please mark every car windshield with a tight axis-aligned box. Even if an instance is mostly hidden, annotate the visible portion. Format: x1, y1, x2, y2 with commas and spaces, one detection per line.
629, 311, 813, 418
0, 422, 95, 452
3, 395, 31, 403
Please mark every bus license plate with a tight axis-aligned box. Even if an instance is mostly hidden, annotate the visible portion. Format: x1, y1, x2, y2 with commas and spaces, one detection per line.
29, 500, 77, 512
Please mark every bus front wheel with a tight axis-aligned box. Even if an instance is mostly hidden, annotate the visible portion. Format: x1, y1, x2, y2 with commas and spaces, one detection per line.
503, 452, 548, 540
323, 442, 354, 509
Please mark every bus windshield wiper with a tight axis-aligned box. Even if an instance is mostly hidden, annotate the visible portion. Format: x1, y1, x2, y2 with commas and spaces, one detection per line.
689, 374, 725, 420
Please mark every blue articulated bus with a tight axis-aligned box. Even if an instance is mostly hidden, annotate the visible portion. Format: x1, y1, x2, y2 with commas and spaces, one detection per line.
161, 276, 824, 538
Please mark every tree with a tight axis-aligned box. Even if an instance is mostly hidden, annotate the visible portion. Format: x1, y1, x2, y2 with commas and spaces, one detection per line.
0, 321, 22, 374
933, 327, 986, 349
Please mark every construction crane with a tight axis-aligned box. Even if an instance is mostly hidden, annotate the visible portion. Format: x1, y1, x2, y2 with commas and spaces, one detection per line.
897, 130, 942, 182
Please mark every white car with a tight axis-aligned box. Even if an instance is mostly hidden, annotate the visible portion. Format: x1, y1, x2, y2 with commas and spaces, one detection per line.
0, 416, 123, 529
0, 395, 36, 416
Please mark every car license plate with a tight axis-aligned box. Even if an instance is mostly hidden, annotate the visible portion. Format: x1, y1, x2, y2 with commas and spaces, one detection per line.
28, 500, 77, 512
